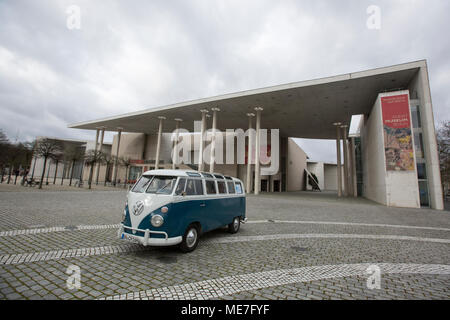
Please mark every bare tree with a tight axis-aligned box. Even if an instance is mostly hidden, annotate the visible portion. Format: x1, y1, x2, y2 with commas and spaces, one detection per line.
102, 154, 114, 186
119, 156, 132, 189
34, 138, 63, 189
84, 150, 104, 189
64, 145, 85, 186
52, 153, 63, 185
437, 121, 450, 199
0, 130, 10, 183
24, 139, 37, 183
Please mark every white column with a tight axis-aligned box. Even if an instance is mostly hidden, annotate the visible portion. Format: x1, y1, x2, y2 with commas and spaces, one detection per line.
94, 128, 100, 154
155, 116, 165, 170
95, 127, 105, 185
198, 110, 208, 172
254, 107, 263, 195
246, 113, 255, 193
209, 107, 220, 173
172, 119, 182, 170
351, 137, 358, 197
112, 127, 122, 186
341, 125, 349, 197
416, 66, 444, 210
347, 136, 353, 195
334, 123, 342, 197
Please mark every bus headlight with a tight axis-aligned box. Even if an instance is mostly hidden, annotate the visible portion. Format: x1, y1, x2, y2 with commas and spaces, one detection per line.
151, 214, 164, 227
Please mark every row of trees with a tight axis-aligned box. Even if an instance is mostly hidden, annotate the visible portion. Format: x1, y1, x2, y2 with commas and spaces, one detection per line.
83, 149, 132, 189
0, 130, 132, 190
33, 138, 132, 190
437, 121, 450, 198
0, 129, 34, 184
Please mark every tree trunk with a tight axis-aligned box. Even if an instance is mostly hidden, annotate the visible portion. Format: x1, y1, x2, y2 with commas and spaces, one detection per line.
46, 161, 51, 185
61, 162, 66, 186
53, 160, 59, 184
104, 164, 108, 186
7, 163, 13, 184
39, 157, 48, 189
30, 157, 37, 181
123, 166, 128, 189
0, 165, 4, 183
88, 163, 94, 189
69, 160, 75, 186
78, 162, 84, 188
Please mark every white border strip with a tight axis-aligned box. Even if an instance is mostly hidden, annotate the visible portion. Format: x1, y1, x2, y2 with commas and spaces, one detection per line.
213, 233, 450, 244
0, 224, 120, 237
246, 220, 450, 232
1, 233, 449, 266
99, 263, 450, 300
1, 219, 448, 238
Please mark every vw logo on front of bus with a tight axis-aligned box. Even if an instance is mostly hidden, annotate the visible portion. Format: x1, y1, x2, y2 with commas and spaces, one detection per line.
133, 201, 144, 216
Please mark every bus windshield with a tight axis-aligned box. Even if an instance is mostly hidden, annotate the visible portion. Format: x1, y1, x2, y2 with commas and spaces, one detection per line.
131, 175, 153, 193
146, 176, 177, 194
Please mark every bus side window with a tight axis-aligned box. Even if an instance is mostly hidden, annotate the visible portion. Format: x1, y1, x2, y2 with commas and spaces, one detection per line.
175, 178, 186, 195
217, 180, 227, 194
235, 182, 243, 194
185, 179, 195, 195
194, 179, 204, 195
205, 180, 217, 194
185, 179, 204, 196
227, 181, 235, 194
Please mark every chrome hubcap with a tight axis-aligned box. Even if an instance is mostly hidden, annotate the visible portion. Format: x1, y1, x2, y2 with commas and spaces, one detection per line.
186, 228, 197, 247
233, 218, 239, 230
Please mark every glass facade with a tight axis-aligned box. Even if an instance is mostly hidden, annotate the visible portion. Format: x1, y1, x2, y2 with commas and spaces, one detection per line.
354, 137, 363, 197
410, 100, 430, 207
128, 166, 142, 182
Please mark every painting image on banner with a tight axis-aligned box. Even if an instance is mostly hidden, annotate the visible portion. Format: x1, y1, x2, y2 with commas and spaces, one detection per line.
381, 94, 414, 171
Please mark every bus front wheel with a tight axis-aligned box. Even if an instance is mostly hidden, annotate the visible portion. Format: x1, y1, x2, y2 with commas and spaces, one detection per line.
179, 224, 200, 253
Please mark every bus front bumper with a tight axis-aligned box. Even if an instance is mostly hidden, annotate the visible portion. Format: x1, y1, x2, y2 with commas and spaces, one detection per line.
117, 224, 182, 247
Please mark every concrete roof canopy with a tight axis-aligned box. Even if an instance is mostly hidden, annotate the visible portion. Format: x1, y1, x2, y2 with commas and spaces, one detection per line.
68, 61, 424, 139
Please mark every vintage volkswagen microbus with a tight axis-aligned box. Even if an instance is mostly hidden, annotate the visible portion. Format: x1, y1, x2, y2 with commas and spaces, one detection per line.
118, 169, 246, 252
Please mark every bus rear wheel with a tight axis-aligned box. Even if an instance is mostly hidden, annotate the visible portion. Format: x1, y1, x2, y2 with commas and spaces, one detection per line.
228, 217, 240, 234
179, 224, 199, 253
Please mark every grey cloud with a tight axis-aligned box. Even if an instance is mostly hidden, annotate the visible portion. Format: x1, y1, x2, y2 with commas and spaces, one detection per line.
0, 0, 449, 162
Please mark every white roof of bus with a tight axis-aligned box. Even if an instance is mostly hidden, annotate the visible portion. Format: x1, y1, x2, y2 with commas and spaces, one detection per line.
142, 169, 242, 182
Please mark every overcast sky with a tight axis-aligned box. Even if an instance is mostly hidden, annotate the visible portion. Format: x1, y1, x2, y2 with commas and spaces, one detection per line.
1, 0, 449, 163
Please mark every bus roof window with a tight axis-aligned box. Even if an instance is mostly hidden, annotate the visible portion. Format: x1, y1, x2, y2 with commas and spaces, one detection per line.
187, 172, 201, 177
201, 172, 213, 178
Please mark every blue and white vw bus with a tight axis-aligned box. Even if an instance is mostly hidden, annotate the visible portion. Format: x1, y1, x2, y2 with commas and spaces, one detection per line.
118, 169, 246, 252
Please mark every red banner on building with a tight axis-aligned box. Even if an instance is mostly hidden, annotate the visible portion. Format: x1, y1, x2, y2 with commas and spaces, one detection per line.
380, 94, 414, 171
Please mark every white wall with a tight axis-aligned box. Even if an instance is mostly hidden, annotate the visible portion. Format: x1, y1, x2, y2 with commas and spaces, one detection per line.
287, 138, 308, 191
323, 164, 344, 191
408, 65, 444, 210
361, 94, 388, 205
361, 90, 420, 208
307, 162, 324, 190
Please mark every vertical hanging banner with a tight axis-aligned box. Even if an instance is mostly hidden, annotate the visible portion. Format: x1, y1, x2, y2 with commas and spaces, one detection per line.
381, 94, 414, 171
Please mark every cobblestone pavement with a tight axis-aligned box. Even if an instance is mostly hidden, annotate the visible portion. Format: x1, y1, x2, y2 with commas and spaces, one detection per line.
0, 188, 449, 300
